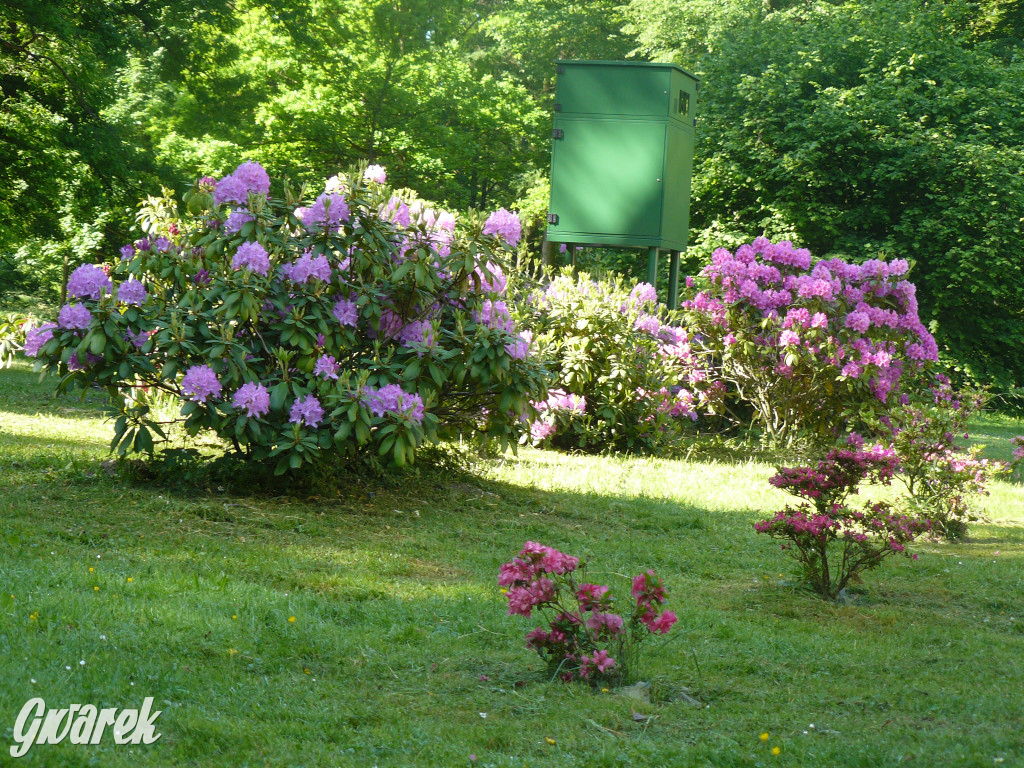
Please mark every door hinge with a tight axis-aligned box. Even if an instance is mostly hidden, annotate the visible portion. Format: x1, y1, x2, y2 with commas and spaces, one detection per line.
547, 213, 559, 225
552, 128, 564, 140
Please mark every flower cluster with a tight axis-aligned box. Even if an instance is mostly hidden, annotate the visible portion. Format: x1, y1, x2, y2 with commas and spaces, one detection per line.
500, 543, 678, 684
213, 160, 270, 206
482, 208, 521, 248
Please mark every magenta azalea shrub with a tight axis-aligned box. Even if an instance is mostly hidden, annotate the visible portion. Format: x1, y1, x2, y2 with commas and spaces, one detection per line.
517, 270, 722, 453
25, 162, 548, 473
681, 238, 939, 446
755, 444, 931, 599
500, 542, 677, 683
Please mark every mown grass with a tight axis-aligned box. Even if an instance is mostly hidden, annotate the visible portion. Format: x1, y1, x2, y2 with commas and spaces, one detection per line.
1, 359, 1022, 767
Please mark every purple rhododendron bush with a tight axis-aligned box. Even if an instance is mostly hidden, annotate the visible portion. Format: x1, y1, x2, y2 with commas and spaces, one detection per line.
24, 162, 548, 474
516, 270, 723, 454
681, 238, 940, 447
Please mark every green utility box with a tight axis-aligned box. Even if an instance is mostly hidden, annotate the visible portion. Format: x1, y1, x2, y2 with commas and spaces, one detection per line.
546, 61, 699, 252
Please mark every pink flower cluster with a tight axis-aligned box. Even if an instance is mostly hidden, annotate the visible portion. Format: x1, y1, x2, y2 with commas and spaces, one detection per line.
482, 208, 521, 248
538, 389, 586, 415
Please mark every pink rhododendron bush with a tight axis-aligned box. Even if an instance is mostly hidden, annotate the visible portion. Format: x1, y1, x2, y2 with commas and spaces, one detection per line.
681, 238, 940, 446
500, 542, 677, 683
24, 162, 548, 473
517, 270, 723, 453
755, 444, 932, 600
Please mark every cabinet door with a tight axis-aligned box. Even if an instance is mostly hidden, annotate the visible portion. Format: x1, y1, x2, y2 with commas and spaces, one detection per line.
549, 119, 666, 240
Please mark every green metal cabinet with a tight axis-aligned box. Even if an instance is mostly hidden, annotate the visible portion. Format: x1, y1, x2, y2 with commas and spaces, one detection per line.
546, 61, 699, 280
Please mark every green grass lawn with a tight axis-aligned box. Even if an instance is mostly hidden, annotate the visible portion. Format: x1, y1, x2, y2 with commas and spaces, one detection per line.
1, 360, 1023, 767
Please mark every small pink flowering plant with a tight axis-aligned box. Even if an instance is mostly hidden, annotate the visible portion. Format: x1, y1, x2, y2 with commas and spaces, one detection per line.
755, 444, 931, 599
500, 542, 678, 684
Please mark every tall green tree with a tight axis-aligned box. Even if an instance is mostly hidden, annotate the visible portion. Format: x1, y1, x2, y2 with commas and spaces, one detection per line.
626, 0, 1024, 388
0, 0, 234, 299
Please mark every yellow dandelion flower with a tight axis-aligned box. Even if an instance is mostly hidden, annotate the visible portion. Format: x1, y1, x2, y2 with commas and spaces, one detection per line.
601, 688, 610, 693
127, 577, 133, 583
760, 732, 770, 741
772, 746, 781, 756
304, 668, 311, 674
94, 586, 99, 592
545, 737, 556, 746
228, 648, 238, 656
89, 567, 94, 573
232, 614, 237, 620
288, 616, 296, 623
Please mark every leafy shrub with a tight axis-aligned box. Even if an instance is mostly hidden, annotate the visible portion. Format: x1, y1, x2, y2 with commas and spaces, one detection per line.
500, 541, 677, 684
1, 313, 30, 369
867, 377, 1004, 539
680, 238, 939, 447
1011, 437, 1024, 479
518, 270, 722, 453
755, 445, 931, 600
26, 162, 548, 473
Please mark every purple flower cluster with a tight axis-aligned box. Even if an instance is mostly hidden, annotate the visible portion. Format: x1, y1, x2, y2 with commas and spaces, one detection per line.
333, 298, 358, 327
181, 365, 222, 403
474, 299, 514, 332
313, 355, 340, 380
24, 322, 57, 357
398, 320, 434, 350
214, 161, 271, 206
281, 252, 331, 284
298, 193, 350, 233
225, 209, 254, 235
380, 196, 411, 228
364, 384, 425, 424
231, 241, 271, 276
474, 262, 507, 295
58, 303, 93, 330
232, 382, 270, 417
289, 395, 325, 427
116, 277, 147, 306
67, 264, 112, 300
630, 282, 658, 306
482, 208, 521, 247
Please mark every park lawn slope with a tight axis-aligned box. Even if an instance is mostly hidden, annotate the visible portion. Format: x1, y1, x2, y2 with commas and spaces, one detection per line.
1, 360, 1022, 767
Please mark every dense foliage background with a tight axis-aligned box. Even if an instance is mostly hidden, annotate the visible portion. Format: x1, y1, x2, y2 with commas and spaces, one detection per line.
3, 0, 1024, 390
